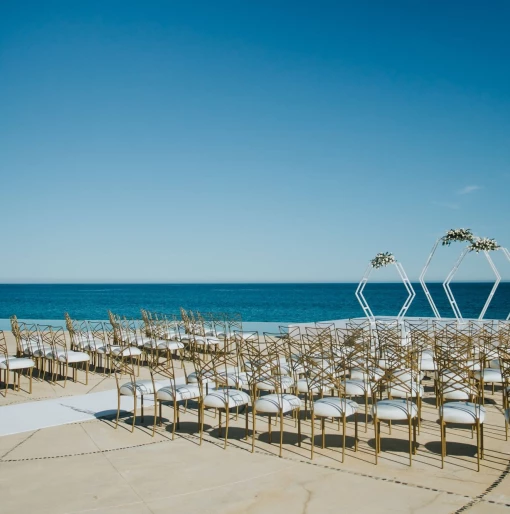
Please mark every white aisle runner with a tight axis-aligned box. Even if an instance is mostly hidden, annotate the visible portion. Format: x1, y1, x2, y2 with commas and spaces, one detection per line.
0, 390, 141, 437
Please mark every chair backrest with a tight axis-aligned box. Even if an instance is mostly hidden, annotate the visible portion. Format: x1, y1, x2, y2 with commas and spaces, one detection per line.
0, 330, 8, 361
435, 325, 478, 404
374, 321, 420, 399
18, 322, 42, 356
10, 315, 22, 356
188, 333, 233, 397
300, 331, 338, 395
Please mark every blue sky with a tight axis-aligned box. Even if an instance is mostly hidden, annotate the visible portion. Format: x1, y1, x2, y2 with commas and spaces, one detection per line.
1, 1, 509, 283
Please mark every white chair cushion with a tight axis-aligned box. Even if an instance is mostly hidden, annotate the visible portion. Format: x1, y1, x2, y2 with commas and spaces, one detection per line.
0, 357, 35, 370
296, 378, 333, 394
440, 402, 485, 424
30, 346, 53, 357
203, 388, 250, 409
143, 340, 185, 350
488, 359, 500, 369
254, 393, 300, 414
372, 399, 418, 421
187, 371, 215, 384
420, 359, 437, 371
255, 374, 294, 391
439, 378, 477, 399
218, 371, 250, 388
110, 346, 143, 357
82, 340, 107, 351
388, 383, 424, 398
474, 368, 503, 383
313, 397, 358, 418
58, 351, 90, 363
351, 366, 384, 381
344, 379, 372, 396
193, 336, 220, 346
120, 379, 166, 396
157, 384, 201, 402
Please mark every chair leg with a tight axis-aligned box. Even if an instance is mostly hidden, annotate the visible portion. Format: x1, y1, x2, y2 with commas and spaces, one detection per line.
245, 405, 249, 439
115, 391, 121, 429
480, 423, 484, 459
251, 405, 257, 453
172, 400, 177, 440
279, 409, 284, 458
297, 409, 301, 447
29, 366, 33, 394
224, 408, 230, 450
441, 420, 446, 469
413, 417, 417, 455
199, 402, 205, 446
310, 411, 315, 460
268, 415, 272, 444
131, 390, 137, 432
476, 421, 480, 472
374, 415, 378, 465
354, 412, 358, 451
152, 398, 158, 437
408, 416, 412, 466
364, 393, 368, 432
342, 414, 347, 463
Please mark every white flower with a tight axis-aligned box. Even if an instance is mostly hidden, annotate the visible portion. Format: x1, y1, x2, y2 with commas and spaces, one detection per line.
371, 252, 396, 269
468, 237, 500, 253
441, 228, 474, 246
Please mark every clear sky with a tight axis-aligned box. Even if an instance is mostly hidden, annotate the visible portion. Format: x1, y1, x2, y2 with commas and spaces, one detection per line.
1, 1, 509, 283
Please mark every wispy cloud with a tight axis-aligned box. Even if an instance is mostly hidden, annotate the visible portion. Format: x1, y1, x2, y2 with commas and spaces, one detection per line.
457, 185, 481, 195
432, 201, 460, 210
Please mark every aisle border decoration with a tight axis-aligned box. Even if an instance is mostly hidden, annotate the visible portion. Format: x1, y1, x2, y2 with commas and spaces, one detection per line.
356, 252, 415, 321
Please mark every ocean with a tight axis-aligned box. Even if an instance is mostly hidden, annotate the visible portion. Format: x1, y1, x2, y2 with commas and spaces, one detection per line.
0, 283, 508, 325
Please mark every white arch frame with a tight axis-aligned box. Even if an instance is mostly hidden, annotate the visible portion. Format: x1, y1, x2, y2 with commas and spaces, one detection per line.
443, 248, 507, 320
356, 261, 416, 321
419, 238, 442, 318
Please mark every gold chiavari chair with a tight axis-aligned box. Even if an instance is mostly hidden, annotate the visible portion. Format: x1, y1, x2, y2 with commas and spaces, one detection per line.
471, 321, 502, 402
42, 326, 90, 386
278, 326, 306, 404
335, 326, 374, 431
66, 317, 92, 353
245, 332, 301, 458
19, 322, 52, 377
190, 332, 250, 449
151, 347, 202, 439
141, 315, 185, 368
85, 320, 115, 374
435, 326, 485, 471
114, 354, 147, 433
371, 322, 420, 466
497, 322, 510, 440
0, 330, 35, 396
300, 333, 359, 462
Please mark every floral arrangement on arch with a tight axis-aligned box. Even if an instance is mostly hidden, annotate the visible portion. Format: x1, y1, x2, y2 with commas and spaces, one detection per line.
468, 237, 500, 253
371, 252, 396, 269
441, 228, 475, 246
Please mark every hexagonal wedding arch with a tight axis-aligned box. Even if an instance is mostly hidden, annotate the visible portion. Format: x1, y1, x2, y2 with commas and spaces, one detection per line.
419, 228, 475, 318
443, 237, 508, 320
356, 252, 416, 321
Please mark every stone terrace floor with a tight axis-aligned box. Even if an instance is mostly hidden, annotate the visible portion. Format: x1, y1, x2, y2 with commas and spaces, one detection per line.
0, 332, 509, 513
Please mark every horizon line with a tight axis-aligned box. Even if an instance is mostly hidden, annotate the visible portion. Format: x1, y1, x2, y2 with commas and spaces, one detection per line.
0, 281, 508, 285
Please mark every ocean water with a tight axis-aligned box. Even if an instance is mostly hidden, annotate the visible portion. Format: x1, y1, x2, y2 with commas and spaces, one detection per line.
0, 283, 508, 324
